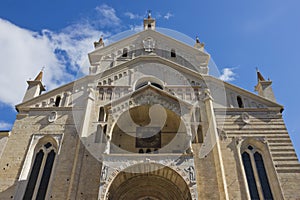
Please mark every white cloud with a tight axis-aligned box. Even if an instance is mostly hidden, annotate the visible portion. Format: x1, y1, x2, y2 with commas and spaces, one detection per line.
219, 68, 236, 81
0, 121, 12, 130
129, 24, 143, 32
95, 4, 121, 27
125, 12, 143, 20
0, 5, 114, 106
164, 12, 174, 20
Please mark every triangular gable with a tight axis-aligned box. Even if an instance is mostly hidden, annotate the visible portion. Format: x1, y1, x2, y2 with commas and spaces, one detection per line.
89, 29, 209, 62
103, 84, 194, 117
88, 29, 210, 75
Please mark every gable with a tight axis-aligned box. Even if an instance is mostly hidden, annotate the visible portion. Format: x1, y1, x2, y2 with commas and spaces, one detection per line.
88, 29, 210, 76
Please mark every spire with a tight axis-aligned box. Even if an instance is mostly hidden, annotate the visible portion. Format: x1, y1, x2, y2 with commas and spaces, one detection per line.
194, 36, 205, 51
34, 68, 44, 81
256, 68, 265, 82
254, 69, 276, 102
144, 10, 156, 30
94, 35, 105, 49
22, 69, 46, 102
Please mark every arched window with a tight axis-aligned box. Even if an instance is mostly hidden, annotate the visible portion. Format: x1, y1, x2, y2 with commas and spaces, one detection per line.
237, 96, 244, 108
99, 107, 105, 122
108, 78, 112, 85
122, 48, 128, 57
242, 146, 273, 199
99, 88, 104, 100
254, 152, 273, 199
54, 96, 61, 107
138, 149, 144, 154
23, 141, 56, 200
171, 49, 176, 57
146, 149, 151, 153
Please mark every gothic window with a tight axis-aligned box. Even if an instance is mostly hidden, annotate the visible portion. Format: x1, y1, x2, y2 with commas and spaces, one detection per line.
171, 49, 176, 57
122, 48, 128, 57
242, 146, 273, 200
254, 152, 273, 199
237, 96, 244, 108
23, 141, 56, 200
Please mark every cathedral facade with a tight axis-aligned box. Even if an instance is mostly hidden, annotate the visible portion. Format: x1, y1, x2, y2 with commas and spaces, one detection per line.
0, 16, 300, 200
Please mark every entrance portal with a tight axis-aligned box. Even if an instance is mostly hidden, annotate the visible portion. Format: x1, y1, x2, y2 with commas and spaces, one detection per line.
107, 163, 192, 200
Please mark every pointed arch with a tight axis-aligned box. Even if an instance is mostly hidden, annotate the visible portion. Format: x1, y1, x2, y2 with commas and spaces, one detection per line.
23, 138, 57, 200
240, 139, 279, 199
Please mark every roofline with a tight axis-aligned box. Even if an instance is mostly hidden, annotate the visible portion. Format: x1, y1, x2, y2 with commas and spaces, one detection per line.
202, 75, 284, 108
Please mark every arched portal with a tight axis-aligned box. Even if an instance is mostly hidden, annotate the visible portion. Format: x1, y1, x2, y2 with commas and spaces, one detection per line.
107, 163, 192, 200
110, 105, 189, 154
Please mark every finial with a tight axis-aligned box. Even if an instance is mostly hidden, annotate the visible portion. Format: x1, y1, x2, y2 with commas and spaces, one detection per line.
256, 68, 265, 82
147, 10, 152, 19
34, 68, 44, 81
194, 36, 205, 49
94, 35, 105, 48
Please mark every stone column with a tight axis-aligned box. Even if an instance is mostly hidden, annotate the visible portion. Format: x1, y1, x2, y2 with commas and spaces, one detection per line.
203, 89, 229, 200
80, 87, 95, 138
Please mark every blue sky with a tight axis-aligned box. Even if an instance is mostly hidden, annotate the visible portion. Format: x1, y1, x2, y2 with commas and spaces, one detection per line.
0, 0, 299, 157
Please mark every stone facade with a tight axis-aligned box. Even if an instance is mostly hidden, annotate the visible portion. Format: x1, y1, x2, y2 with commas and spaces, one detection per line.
0, 16, 299, 200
